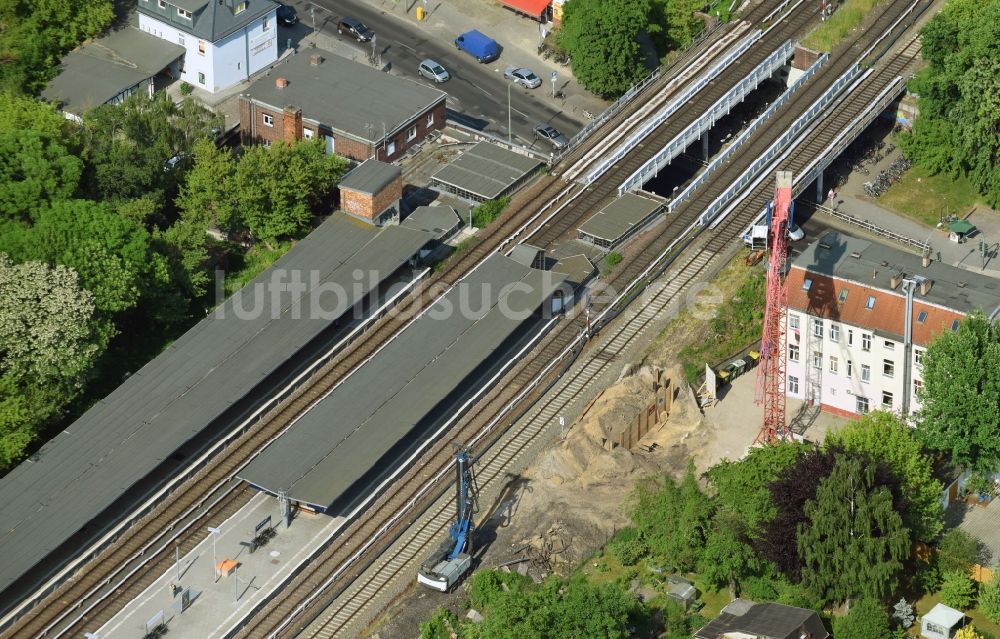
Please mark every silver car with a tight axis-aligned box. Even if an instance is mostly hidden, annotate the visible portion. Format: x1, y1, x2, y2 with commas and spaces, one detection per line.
419, 59, 450, 83
504, 67, 541, 89
533, 124, 568, 149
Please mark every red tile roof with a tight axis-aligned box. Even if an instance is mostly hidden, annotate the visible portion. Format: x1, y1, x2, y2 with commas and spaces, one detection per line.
786, 266, 964, 346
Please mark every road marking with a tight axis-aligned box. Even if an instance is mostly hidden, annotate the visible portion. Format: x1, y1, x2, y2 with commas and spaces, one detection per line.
396, 41, 416, 53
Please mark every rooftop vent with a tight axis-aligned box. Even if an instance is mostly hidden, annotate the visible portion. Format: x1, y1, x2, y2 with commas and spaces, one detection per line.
850, 251, 862, 259
881, 260, 890, 267
276, 77, 288, 89
309, 54, 323, 66
958, 281, 967, 288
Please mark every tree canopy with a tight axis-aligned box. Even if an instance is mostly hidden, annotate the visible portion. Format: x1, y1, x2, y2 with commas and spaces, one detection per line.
832, 599, 892, 639
901, 0, 1000, 208
917, 312, 1000, 474
629, 461, 712, 572
558, 0, 651, 97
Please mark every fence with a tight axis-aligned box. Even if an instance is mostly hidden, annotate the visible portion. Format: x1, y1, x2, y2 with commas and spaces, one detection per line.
602, 377, 674, 451
619, 39, 799, 196
814, 203, 929, 252
445, 119, 551, 162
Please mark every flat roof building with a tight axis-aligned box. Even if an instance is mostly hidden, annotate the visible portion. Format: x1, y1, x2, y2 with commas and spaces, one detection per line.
239, 253, 567, 510
577, 193, 666, 251
785, 231, 1000, 419
431, 141, 542, 202
0, 214, 433, 610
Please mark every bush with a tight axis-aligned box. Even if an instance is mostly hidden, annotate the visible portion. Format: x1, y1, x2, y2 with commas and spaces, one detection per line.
940, 570, 977, 610
420, 607, 463, 639
468, 568, 530, 610
608, 527, 648, 566
179, 81, 193, 96
471, 196, 509, 228
980, 576, 1000, 624
833, 599, 891, 639
939, 529, 981, 574
601, 251, 623, 276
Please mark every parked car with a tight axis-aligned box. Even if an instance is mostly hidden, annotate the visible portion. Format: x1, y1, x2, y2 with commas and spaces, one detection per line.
163, 152, 188, 171
788, 222, 805, 241
276, 3, 297, 26
418, 59, 450, 83
504, 67, 541, 89
454, 30, 500, 63
533, 124, 568, 149
338, 16, 374, 42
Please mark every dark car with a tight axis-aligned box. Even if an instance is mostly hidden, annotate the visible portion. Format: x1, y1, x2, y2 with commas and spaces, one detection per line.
533, 124, 569, 149
338, 16, 374, 42
276, 3, 297, 26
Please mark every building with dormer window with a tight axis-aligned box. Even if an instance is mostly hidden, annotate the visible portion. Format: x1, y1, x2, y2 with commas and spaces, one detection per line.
138, 0, 278, 92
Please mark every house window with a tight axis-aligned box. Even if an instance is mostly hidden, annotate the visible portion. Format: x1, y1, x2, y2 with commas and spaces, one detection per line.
802, 278, 813, 291
386, 141, 396, 156
406, 125, 417, 141
882, 390, 894, 409
198, 40, 206, 55
788, 375, 800, 394
848, 329, 854, 346
178, 33, 185, 46
197, 72, 205, 85
915, 350, 923, 367
926, 623, 946, 635
913, 378, 923, 397
861, 333, 871, 351
788, 344, 799, 362
812, 318, 823, 339
178, 7, 191, 18
789, 314, 800, 330
812, 352, 822, 369
839, 288, 849, 303
917, 310, 927, 323
847, 360, 853, 377
262, 139, 271, 148
830, 324, 840, 342
829, 356, 838, 374
883, 359, 895, 378
861, 364, 871, 383
865, 295, 876, 309
952, 319, 960, 331
884, 340, 895, 350
262, 113, 274, 127
158, 0, 166, 7
303, 128, 314, 139
426, 112, 434, 126
235, 1, 248, 13
262, 16, 270, 30
856, 396, 870, 414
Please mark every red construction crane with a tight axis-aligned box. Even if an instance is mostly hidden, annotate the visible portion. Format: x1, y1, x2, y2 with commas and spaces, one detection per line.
754, 171, 795, 445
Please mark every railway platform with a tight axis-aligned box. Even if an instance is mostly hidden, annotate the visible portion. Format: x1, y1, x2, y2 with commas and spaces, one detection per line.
94, 494, 344, 639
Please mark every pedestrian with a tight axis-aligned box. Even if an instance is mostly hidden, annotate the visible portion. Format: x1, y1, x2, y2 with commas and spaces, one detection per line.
827, 188, 836, 203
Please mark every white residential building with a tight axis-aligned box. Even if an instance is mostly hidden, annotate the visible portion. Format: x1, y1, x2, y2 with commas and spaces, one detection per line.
784, 231, 1000, 419
138, 0, 278, 93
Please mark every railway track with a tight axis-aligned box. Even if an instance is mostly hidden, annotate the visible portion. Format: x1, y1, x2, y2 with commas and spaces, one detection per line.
261, 2, 928, 636
0, 9, 776, 639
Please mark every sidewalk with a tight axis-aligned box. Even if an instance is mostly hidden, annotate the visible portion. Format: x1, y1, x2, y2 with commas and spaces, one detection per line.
96, 493, 343, 639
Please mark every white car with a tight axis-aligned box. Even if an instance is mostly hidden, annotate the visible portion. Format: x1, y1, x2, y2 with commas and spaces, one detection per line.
788, 222, 805, 241
504, 67, 541, 89
418, 59, 450, 83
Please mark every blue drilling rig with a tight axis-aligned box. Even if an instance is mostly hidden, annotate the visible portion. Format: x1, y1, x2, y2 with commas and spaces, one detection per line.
417, 449, 478, 591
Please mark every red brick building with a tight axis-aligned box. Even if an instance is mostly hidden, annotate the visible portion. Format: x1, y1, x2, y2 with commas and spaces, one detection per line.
338, 160, 402, 226
239, 50, 446, 163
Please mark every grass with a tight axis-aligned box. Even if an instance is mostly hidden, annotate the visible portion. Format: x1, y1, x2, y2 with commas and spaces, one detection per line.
224, 240, 293, 296
879, 164, 987, 228
706, 0, 733, 22
432, 235, 481, 272
915, 591, 1000, 637
471, 196, 510, 229
601, 251, 624, 276
801, 0, 882, 52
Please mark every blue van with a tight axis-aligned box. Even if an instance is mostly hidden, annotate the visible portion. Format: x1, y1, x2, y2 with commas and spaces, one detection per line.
454, 30, 500, 63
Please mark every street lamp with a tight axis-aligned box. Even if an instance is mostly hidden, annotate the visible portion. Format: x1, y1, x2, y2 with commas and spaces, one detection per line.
208, 526, 221, 582
507, 79, 513, 145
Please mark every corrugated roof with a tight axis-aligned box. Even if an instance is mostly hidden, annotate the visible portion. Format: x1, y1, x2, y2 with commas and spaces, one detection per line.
339, 159, 401, 195
238, 254, 566, 508
243, 50, 446, 142
139, 0, 275, 43
578, 193, 663, 242
40, 26, 184, 116
0, 214, 432, 598
695, 601, 829, 639
431, 142, 542, 200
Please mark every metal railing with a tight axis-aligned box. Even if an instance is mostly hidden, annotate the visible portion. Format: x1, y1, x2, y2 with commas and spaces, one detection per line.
696, 61, 866, 226
581, 29, 763, 185
815, 203, 929, 252
618, 39, 798, 196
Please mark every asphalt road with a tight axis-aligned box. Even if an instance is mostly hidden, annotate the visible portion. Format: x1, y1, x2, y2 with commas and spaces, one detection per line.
307, 0, 585, 146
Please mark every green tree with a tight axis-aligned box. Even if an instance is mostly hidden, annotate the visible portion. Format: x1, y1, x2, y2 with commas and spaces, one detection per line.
979, 576, 1000, 624
940, 570, 977, 610
558, 0, 651, 98
177, 138, 237, 230
797, 455, 910, 606
419, 608, 463, 639
630, 460, 712, 572
833, 599, 892, 639
661, 0, 702, 49
825, 412, 943, 541
917, 312, 1000, 474
0, 255, 105, 470
698, 513, 761, 598
0, 129, 82, 222
231, 140, 348, 246
938, 529, 982, 575
0, 93, 73, 140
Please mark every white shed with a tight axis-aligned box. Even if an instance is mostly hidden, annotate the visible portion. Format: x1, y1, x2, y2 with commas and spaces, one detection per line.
921, 603, 965, 639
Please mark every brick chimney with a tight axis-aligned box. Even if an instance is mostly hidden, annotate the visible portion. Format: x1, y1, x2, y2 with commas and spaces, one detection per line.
920, 279, 933, 295
276, 77, 288, 89
890, 273, 903, 289
309, 54, 323, 66
283, 105, 303, 143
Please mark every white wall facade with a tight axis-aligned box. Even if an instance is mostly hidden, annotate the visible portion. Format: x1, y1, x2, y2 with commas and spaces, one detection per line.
138, 8, 276, 93
784, 310, 927, 418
